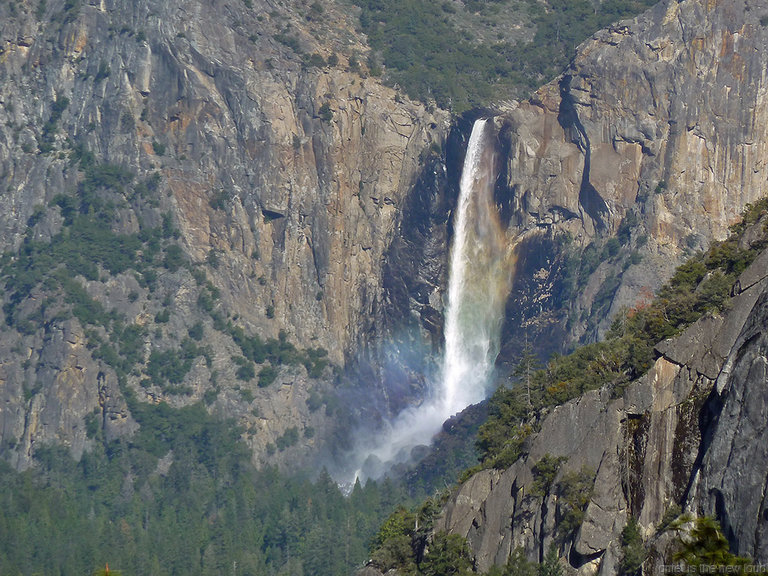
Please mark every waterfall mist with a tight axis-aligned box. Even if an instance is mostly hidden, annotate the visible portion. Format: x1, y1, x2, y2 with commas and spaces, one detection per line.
344, 118, 515, 484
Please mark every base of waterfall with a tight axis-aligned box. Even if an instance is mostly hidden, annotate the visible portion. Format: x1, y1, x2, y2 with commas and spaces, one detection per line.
338, 118, 513, 486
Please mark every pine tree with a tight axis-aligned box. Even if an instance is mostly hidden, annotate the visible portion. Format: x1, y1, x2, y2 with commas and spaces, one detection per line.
538, 545, 563, 576
513, 336, 541, 408
672, 516, 751, 569
619, 516, 645, 575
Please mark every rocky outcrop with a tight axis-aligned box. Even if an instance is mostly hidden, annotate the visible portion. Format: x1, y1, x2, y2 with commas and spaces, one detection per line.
0, 317, 136, 469
689, 250, 768, 561
493, 0, 768, 355
437, 230, 768, 573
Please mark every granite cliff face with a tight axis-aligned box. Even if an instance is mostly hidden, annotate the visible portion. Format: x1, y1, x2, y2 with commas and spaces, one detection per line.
492, 0, 768, 359
0, 0, 448, 360
0, 0, 448, 468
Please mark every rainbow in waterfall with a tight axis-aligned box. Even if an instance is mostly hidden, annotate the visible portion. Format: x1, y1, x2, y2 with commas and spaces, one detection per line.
352, 118, 515, 480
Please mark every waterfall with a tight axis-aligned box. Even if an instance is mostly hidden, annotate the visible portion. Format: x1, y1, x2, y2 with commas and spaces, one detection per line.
347, 118, 513, 483
440, 117, 510, 414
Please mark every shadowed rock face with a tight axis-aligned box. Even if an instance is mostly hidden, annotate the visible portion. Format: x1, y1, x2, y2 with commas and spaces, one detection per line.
492, 0, 768, 357
692, 281, 768, 562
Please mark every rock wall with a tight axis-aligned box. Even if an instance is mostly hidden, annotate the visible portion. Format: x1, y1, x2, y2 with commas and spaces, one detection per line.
436, 245, 768, 573
689, 254, 768, 562
0, 0, 448, 468
493, 0, 768, 355
0, 0, 449, 362
3, 0, 768, 482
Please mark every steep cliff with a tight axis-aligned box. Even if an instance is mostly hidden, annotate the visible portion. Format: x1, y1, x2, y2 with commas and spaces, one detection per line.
436, 224, 768, 574
2, 0, 767, 487
492, 0, 768, 361
0, 0, 448, 468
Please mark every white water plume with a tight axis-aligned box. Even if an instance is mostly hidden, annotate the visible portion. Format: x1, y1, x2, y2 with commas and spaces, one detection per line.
348, 118, 515, 483
440, 117, 512, 413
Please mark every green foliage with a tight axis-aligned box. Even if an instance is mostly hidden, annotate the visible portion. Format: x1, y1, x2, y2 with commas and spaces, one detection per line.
306, 52, 327, 68
373, 506, 416, 550
372, 533, 417, 574
39, 95, 69, 152
729, 197, 768, 235
154, 308, 170, 323
368, 496, 437, 569
94, 60, 111, 82
0, 396, 410, 576
163, 244, 185, 271
275, 426, 299, 450
144, 338, 206, 391
161, 212, 177, 238
146, 349, 192, 386
657, 503, 682, 533
531, 454, 566, 497
274, 32, 301, 52
188, 321, 204, 341
197, 282, 219, 312
307, 388, 324, 412
258, 364, 278, 387
206, 248, 219, 268
228, 323, 266, 362
353, 0, 657, 110
318, 102, 333, 122
233, 356, 256, 381
370, 505, 422, 575
670, 516, 751, 569
111, 321, 147, 367
619, 516, 646, 576
304, 346, 329, 378
26, 204, 47, 227
475, 377, 535, 470
420, 531, 474, 576
308, 1, 324, 17
355, 0, 507, 110
225, 322, 329, 384
208, 189, 230, 210
553, 467, 594, 543
62, 277, 116, 327
84, 410, 101, 440
538, 545, 564, 576
476, 198, 768, 469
